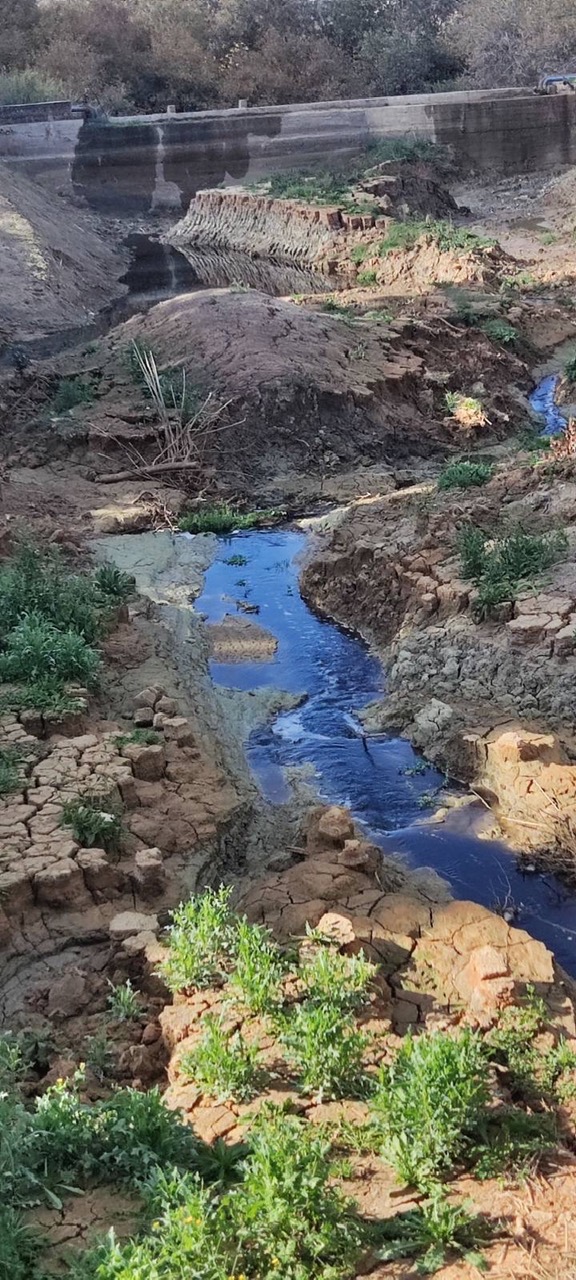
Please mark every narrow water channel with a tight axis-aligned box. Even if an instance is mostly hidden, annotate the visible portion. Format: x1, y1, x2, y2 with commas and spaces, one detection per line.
195, 527, 576, 974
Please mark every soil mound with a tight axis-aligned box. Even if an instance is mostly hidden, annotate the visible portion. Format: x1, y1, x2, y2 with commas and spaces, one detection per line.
0, 166, 126, 345
83, 289, 529, 495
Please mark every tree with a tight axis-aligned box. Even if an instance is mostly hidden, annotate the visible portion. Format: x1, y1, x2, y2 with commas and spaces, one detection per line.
0, 0, 41, 69
451, 0, 576, 87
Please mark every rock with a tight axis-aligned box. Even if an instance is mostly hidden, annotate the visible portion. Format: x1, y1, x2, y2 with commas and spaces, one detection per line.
554, 624, 576, 657
34, 859, 87, 908
19, 708, 43, 737
142, 1023, 161, 1045
133, 848, 166, 900
109, 910, 159, 940
134, 688, 160, 710
121, 743, 166, 781
337, 840, 380, 875
311, 805, 355, 849
76, 848, 124, 899
507, 613, 551, 644
315, 910, 356, 948
161, 718, 196, 748
156, 697, 178, 717
133, 706, 155, 728
48, 971, 89, 1018
0, 868, 34, 915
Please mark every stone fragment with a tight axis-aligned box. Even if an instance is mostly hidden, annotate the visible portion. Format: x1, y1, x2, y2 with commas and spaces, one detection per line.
554, 624, 576, 657
76, 849, 124, 899
48, 971, 89, 1018
133, 706, 155, 728
34, 860, 87, 908
133, 848, 166, 900
134, 688, 160, 710
156, 697, 178, 717
161, 718, 196, 748
109, 910, 159, 940
507, 613, 551, 644
0, 869, 34, 915
315, 806, 354, 846
121, 743, 166, 781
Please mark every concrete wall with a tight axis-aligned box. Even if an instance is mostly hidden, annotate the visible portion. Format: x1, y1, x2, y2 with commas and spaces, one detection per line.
1, 87, 575, 214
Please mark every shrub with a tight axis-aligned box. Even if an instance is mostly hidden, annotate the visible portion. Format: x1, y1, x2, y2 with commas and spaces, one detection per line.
437, 460, 493, 490
51, 377, 97, 414
0, 543, 130, 648
61, 794, 123, 853
178, 505, 281, 534
0, 615, 100, 688
229, 919, 288, 1014
377, 1185, 490, 1274
565, 354, 576, 384
299, 946, 376, 1012
93, 564, 136, 600
372, 1029, 489, 1187
280, 1001, 367, 1099
180, 1015, 262, 1102
159, 886, 238, 992
113, 728, 161, 747
379, 219, 494, 258
0, 69, 65, 104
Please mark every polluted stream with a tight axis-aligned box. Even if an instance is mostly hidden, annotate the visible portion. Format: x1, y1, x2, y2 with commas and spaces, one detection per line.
195, 522, 576, 975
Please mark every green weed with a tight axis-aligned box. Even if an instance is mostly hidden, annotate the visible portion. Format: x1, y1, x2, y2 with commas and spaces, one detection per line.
0, 614, 100, 688
350, 244, 369, 264
223, 554, 249, 566
480, 317, 518, 344
180, 1015, 261, 1102
280, 1001, 367, 1100
229, 919, 288, 1015
61, 794, 123, 853
357, 268, 378, 285
113, 728, 161, 747
0, 745, 26, 797
0, 1207, 44, 1280
438, 460, 493, 490
486, 989, 576, 1102
178, 505, 282, 534
299, 946, 376, 1012
51, 376, 97, 414
516, 426, 551, 453
472, 1109, 556, 1181
0, 1034, 27, 1092
83, 1031, 115, 1083
319, 297, 357, 319
457, 524, 568, 620
107, 979, 141, 1022
93, 564, 136, 599
379, 219, 494, 258
540, 230, 558, 245
372, 1029, 489, 1188
377, 1185, 490, 1274
565, 354, 576, 384
0, 679, 85, 721
159, 886, 238, 992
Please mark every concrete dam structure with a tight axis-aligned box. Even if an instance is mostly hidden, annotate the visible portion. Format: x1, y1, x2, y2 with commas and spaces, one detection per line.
2, 86, 576, 215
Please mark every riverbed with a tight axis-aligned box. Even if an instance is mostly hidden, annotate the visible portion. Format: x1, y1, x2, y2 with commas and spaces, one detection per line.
195, 525, 576, 974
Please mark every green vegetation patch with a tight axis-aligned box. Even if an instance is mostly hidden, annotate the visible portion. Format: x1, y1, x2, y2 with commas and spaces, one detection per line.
564, 353, 576, 384
178, 504, 283, 534
377, 1185, 492, 1273
180, 1014, 262, 1102
437, 459, 493, 490
61, 793, 124, 853
0, 744, 28, 797
51, 376, 98, 415
480, 317, 518, 345
379, 218, 495, 258
458, 523, 567, 620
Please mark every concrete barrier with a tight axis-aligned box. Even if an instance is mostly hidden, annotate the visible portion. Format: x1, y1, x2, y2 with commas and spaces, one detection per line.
0, 87, 574, 214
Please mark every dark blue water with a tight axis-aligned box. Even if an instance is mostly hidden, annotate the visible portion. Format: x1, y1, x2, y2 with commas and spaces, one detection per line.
529, 374, 567, 435
195, 527, 576, 974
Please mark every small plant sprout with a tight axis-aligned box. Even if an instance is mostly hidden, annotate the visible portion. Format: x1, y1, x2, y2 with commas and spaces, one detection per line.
107, 980, 140, 1022
180, 1015, 261, 1102
437, 460, 493, 490
377, 1185, 491, 1274
159, 886, 238, 992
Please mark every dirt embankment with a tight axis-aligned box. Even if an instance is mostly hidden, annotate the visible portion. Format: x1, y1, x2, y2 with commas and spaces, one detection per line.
0, 165, 127, 345
0, 288, 531, 515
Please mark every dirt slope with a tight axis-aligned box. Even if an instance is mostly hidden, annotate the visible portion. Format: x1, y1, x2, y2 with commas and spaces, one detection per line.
0, 165, 127, 344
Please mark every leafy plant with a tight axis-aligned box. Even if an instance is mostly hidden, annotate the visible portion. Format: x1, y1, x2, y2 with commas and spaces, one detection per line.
107, 979, 141, 1022
159, 886, 238, 992
299, 946, 376, 1012
444, 391, 487, 428
377, 1185, 490, 1274
438, 459, 493, 490
83, 1030, 115, 1082
350, 244, 369, 264
0, 1034, 27, 1092
0, 1207, 45, 1280
280, 1001, 367, 1100
61, 794, 123, 853
180, 1015, 261, 1102
0, 679, 85, 721
229, 919, 288, 1014
472, 1109, 556, 1180
51, 376, 97, 414
379, 218, 494, 258
480, 317, 518, 344
230, 1111, 366, 1279
0, 614, 100, 688
178, 505, 282, 534
516, 426, 551, 453
93, 564, 136, 600
372, 1029, 489, 1187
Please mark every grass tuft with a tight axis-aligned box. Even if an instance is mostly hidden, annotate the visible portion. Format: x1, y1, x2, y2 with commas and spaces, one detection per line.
438, 459, 493, 490
178, 505, 282, 534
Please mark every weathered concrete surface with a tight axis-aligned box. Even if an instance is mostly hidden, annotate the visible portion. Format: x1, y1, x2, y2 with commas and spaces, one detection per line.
2, 87, 576, 214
